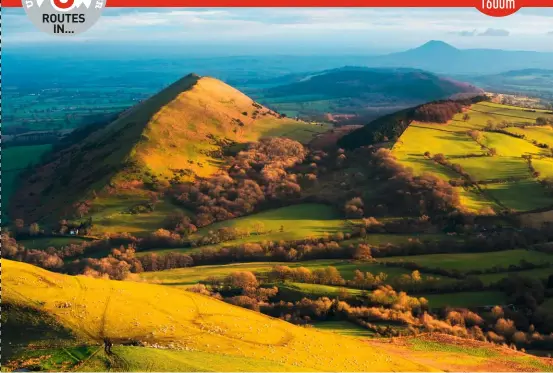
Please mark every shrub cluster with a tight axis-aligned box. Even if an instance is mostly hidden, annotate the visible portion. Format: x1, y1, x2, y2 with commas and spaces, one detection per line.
171, 138, 306, 228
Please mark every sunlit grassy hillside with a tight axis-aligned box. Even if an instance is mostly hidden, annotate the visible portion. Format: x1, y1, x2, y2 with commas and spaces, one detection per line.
3, 259, 433, 372
5, 259, 552, 372
11, 75, 329, 231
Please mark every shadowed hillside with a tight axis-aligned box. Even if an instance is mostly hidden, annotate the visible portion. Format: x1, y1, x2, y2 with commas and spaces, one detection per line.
253, 67, 481, 123
266, 67, 480, 103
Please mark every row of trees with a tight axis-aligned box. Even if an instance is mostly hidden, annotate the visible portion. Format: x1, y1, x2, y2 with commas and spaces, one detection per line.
5, 216, 553, 279
7, 215, 553, 278
266, 264, 442, 293
413, 101, 464, 123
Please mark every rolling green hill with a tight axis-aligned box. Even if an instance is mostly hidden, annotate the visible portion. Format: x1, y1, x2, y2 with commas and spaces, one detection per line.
339, 99, 553, 214
337, 96, 487, 149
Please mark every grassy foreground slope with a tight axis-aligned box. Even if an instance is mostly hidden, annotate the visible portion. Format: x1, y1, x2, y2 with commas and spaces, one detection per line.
6, 260, 552, 372
11, 74, 329, 231
3, 259, 432, 372
369, 335, 553, 372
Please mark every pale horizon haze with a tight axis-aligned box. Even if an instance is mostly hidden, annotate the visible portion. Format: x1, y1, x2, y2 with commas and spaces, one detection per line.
4, 7, 553, 55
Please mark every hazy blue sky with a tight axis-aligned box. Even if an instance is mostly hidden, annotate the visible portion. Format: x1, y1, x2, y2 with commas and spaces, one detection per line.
5, 7, 553, 54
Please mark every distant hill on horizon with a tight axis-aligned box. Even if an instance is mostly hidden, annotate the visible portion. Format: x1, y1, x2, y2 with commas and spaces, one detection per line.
365, 40, 553, 75
465, 68, 553, 100
265, 66, 480, 101
253, 66, 481, 123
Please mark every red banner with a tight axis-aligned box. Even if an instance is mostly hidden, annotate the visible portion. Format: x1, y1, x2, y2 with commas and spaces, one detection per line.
5, 0, 553, 16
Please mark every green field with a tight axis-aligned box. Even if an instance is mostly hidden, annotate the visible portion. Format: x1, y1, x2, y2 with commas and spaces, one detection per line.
88, 195, 192, 237
483, 181, 552, 212
138, 259, 418, 288
192, 203, 348, 243
457, 187, 501, 212
506, 126, 553, 148
393, 124, 484, 159
421, 291, 508, 308
407, 338, 499, 358
481, 132, 549, 157
453, 157, 531, 182
532, 158, 553, 179
278, 282, 364, 300
3, 85, 148, 133
477, 267, 553, 285
255, 95, 336, 119
139, 262, 289, 287
471, 102, 553, 120
394, 155, 460, 182
312, 321, 376, 338
256, 118, 331, 143
379, 250, 553, 272
405, 337, 553, 371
